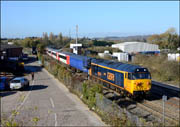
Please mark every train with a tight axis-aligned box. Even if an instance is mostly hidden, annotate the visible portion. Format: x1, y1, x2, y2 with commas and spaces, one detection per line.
46, 47, 152, 97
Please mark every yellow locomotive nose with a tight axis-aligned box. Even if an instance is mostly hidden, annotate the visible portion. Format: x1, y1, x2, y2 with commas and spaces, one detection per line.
133, 80, 151, 92
136, 82, 143, 86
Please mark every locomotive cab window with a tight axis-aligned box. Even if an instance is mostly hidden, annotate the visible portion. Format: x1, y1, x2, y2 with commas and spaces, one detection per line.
128, 73, 151, 80
128, 73, 132, 80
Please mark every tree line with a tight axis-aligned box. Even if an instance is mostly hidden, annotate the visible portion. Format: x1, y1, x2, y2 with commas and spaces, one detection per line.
5, 27, 179, 52
20, 32, 71, 49
147, 27, 179, 50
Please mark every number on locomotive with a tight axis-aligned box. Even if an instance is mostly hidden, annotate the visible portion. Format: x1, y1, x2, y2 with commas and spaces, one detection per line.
107, 72, 114, 81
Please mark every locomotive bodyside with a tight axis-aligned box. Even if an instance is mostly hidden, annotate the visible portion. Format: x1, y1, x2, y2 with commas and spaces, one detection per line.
90, 59, 151, 96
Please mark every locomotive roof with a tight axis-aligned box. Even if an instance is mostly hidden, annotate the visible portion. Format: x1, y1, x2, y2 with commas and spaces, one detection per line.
91, 59, 147, 73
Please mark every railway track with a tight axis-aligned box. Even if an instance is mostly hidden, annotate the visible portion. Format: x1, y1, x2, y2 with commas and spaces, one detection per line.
102, 86, 179, 125
138, 100, 179, 125
152, 80, 180, 98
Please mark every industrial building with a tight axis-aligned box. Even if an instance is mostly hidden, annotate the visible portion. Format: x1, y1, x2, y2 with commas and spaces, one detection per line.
112, 52, 133, 62
70, 43, 82, 55
112, 42, 160, 54
168, 53, 180, 61
0, 44, 23, 71
0, 44, 23, 59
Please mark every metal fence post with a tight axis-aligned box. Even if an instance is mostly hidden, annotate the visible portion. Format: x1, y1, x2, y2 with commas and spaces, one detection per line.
162, 95, 167, 127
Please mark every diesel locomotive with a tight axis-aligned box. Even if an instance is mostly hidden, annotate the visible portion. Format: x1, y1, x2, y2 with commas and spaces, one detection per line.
46, 47, 151, 97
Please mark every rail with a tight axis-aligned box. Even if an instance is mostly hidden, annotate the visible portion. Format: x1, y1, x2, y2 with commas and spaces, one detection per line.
152, 80, 180, 98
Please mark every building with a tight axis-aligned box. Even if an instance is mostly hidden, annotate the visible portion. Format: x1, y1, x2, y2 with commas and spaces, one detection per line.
168, 53, 180, 61
0, 44, 23, 71
70, 44, 82, 55
98, 50, 111, 58
112, 42, 160, 54
112, 52, 133, 62
0, 44, 23, 60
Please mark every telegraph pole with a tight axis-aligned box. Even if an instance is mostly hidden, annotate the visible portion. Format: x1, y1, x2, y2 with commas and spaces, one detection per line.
75, 25, 78, 54
69, 29, 71, 40
76, 25, 78, 45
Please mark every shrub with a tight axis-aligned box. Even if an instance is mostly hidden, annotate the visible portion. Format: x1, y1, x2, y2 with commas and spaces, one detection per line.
82, 81, 102, 109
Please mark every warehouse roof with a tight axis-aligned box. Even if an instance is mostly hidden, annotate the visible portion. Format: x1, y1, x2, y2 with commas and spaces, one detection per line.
112, 42, 146, 47
91, 58, 148, 73
0, 44, 22, 51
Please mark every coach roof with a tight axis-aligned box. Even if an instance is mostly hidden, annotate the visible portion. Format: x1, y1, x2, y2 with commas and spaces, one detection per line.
62, 52, 91, 60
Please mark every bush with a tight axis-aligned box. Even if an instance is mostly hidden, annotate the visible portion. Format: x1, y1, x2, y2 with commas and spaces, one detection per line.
82, 81, 102, 109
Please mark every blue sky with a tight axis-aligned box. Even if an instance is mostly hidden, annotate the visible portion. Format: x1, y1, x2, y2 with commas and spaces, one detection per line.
1, 1, 179, 38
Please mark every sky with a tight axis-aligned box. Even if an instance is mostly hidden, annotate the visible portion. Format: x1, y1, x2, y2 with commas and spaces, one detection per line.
1, 1, 179, 38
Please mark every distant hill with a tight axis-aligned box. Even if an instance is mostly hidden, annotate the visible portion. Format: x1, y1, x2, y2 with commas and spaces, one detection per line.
93, 35, 151, 42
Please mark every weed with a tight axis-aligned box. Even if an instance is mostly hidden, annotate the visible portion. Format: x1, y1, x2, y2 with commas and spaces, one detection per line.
34, 106, 38, 111
18, 94, 25, 102
48, 109, 53, 114
2, 119, 19, 127
32, 117, 40, 125
12, 110, 20, 117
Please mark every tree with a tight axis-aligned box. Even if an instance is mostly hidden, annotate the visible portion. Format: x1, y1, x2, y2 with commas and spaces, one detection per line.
37, 43, 45, 54
22, 37, 33, 48
62, 37, 70, 47
147, 27, 179, 50
55, 32, 63, 48
49, 32, 55, 43
42, 32, 49, 45
93, 40, 114, 46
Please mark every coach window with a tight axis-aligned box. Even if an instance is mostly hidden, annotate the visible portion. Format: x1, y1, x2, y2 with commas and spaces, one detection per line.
52, 52, 56, 56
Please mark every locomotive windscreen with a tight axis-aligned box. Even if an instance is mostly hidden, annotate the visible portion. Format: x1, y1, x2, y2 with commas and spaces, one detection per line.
131, 73, 151, 80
